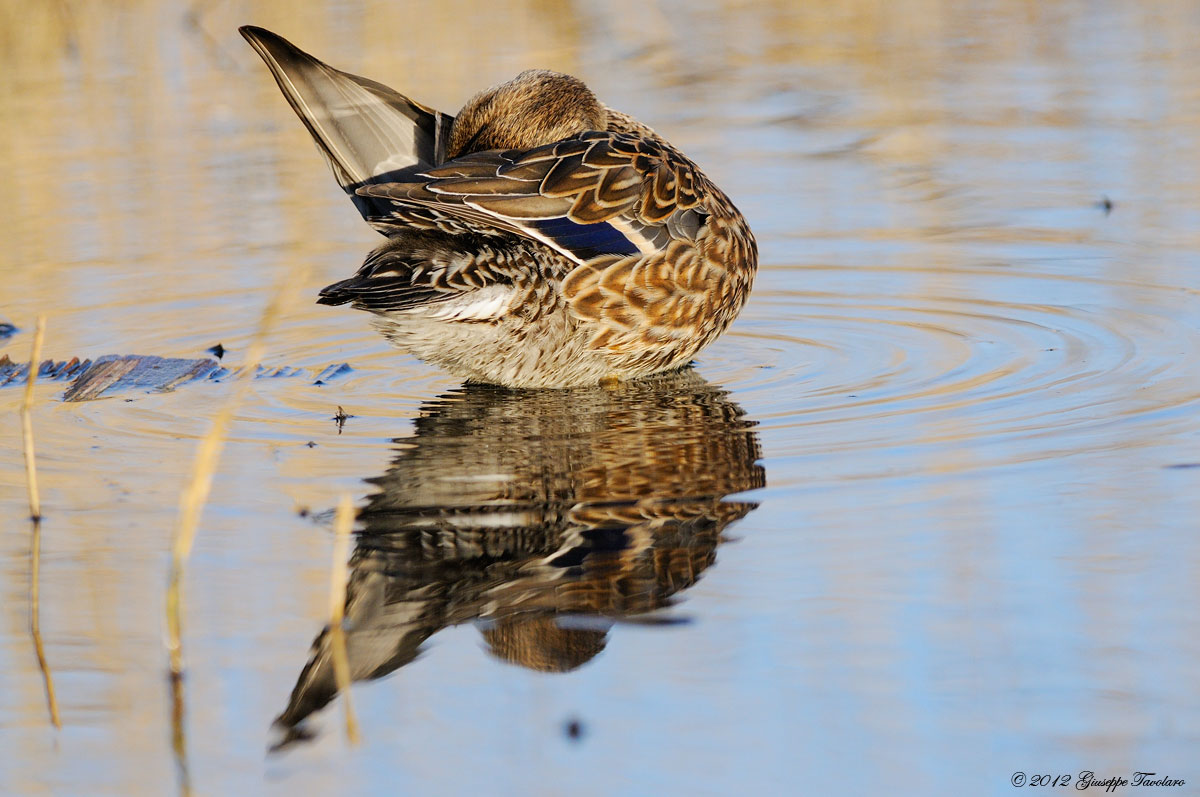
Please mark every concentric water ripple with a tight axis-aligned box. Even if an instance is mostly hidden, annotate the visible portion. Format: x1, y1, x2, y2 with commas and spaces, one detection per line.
707, 264, 1200, 473
27, 261, 1200, 482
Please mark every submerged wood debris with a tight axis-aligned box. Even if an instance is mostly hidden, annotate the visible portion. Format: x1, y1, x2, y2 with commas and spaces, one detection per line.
0, 354, 352, 401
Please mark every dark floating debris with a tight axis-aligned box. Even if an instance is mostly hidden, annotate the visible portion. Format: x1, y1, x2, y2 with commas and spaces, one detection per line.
1097, 195, 1114, 215
2, 354, 218, 399
313, 362, 353, 386
63, 355, 221, 401
0, 354, 87, 387
333, 405, 353, 433
257, 364, 303, 379
3, 356, 99, 391
0, 354, 357, 401
564, 717, 585, 742
208, 343, 226, 359
0, 322, 17, 340
1164, 463, 1200, 470
306, 441, 317, 448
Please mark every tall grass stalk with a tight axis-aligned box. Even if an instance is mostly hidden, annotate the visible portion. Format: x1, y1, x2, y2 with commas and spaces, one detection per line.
329, 494, 360, 745
21, 316, 61, 730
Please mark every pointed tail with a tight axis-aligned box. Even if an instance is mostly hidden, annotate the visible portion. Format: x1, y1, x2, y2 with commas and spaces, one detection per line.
239, 26, 454, 221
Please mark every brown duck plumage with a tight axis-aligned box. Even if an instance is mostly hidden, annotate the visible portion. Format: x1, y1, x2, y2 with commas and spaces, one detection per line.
241, 27, 757, 387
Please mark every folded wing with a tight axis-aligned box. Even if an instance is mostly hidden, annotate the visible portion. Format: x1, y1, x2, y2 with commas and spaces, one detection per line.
356, 131, 708, 265
357, 132, 739, 363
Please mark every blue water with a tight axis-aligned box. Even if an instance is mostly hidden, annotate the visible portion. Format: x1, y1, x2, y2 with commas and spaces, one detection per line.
1, 2, 1198, 795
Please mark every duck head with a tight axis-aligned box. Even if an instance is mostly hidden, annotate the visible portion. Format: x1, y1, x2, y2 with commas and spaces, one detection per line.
446, 69, 608, 159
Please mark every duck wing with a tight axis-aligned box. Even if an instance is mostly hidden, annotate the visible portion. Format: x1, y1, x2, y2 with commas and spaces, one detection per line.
356, 131, 709, 265
358, 133, 748, 358
240, 26, 455, 222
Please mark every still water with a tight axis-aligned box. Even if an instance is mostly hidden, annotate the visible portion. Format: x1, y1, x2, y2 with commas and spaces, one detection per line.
2, 1, 1198, 795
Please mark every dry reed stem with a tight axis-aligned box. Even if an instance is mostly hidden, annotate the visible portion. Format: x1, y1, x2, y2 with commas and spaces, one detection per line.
21, 316, 61, 730
170, 666, 192, 797
21, 316, 45, 522
329, 493, 360, 744
166, 273, 297, 674
30, 520, 62, 730
164, 271, 301, 794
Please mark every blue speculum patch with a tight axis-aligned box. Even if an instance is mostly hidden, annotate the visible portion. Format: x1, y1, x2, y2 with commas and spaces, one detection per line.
532, 216, 640, 259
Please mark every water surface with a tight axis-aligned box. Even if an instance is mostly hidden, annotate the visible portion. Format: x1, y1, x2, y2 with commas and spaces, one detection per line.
2, 1, 1198, 795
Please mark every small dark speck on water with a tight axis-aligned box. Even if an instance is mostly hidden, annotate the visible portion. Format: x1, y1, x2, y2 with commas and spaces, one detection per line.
564, 717, 585, 742
333, 406, 353, 433
1164, 463, 1200, 470
297, 507, 310, 518
208, 343, 226, 359
305, 441, 317, 448
0, 322, 17, 339
1097, 195, 1114, 215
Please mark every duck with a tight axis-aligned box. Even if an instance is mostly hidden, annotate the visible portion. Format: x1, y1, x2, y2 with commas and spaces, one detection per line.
240, 26, 757, 388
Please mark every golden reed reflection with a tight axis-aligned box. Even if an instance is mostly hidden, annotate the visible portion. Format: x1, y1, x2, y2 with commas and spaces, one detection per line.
272, 371, 764, 745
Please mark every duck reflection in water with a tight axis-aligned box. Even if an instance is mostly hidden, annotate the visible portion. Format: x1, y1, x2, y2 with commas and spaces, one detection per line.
272, 370, 764, 746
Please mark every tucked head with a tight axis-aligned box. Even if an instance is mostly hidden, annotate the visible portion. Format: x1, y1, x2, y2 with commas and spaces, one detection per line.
480, 616, 609, 672
446, 69, 608, 159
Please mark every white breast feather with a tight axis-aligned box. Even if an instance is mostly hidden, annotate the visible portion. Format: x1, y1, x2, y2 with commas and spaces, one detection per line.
423, 285, 513, 321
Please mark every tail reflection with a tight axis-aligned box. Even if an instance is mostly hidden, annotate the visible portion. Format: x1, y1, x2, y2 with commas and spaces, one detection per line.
274, 371, 764, 744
